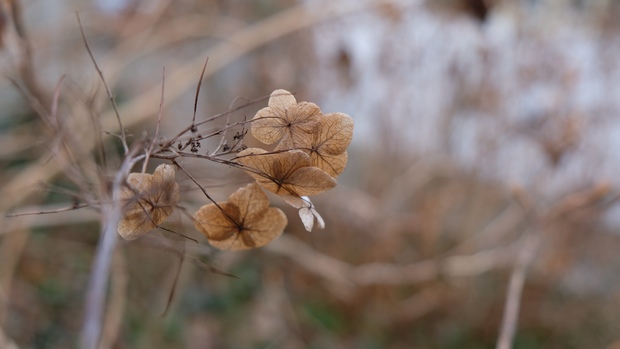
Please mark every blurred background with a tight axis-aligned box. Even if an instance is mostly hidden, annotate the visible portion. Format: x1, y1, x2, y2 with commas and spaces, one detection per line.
2, 0, 620, 348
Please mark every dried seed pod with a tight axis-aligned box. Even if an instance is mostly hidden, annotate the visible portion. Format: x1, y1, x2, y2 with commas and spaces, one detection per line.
194, 182, 287, 251
117, 164, 179, 240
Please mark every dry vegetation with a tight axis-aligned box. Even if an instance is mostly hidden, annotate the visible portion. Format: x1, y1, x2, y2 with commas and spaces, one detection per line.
1, 0, 620, 348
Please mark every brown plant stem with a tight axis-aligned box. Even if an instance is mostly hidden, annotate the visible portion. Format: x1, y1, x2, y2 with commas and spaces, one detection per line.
98, 249, 128, 349
263, 234, 521, 287
76, 12, 128, 155
495, 232, 539, 349
80, 154, 139, 349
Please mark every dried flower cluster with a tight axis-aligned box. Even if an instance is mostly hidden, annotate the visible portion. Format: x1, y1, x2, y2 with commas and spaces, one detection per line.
249, 89, 353, 178
118, 89, 353, 250
234, 89, 353, 232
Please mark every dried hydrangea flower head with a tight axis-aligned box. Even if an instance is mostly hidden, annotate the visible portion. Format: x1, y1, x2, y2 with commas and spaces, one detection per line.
194, 182, 287, 251
234, 89, 355, 233
235, 148, 336, 197
251, 89, 322, 150
250, 90, 353, 178
117, 164, 179, 240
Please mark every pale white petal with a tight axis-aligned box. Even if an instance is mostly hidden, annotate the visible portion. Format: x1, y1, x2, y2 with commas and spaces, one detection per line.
311, 207, 325, 229
299, 207, 315, 232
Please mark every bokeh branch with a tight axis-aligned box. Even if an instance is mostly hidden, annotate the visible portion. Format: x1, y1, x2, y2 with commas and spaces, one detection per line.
80, 154, 139, 349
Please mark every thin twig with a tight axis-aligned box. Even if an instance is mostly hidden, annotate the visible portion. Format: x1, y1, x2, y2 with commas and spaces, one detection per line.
211, 96, 243, 155
7, 76, 97, 202
171, 160, 225, 212
76, 12, 128, 154
160, 257, 183, 317
258, 234, 521, 288
143, 66, 166, 173
496, 188, 541, 349
50, 75, 66, 130
1, 0, 49, 110
192, 58, 209, 126
6, 203, 90, 217
156, 94, 270, 153
495, 233, 539, 349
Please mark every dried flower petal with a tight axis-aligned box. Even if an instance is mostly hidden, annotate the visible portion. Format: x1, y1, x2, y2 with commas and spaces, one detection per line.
267, 89, 297, 115
312, 150, 348, 178
118, 164, 179, 240
302, 112, 354, 177
281, 195, 325, 232
251, 89, 322, 149
314, 112, 354, 154
236, 148, 336, 197
194, 182, 287, 251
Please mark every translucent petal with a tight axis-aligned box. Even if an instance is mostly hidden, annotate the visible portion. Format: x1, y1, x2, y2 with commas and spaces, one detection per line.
310, 150, 348, 177
268, 89, 296, 114
236, 148, 336, 196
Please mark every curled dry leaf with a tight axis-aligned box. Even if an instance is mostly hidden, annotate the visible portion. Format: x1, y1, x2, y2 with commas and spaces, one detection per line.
117, 164, 179, 240
236, 148, 336, 197
194, 182, 287, 251
303, 112, 354, 177
281, 195, 325, 232
251, 89, 322, 149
